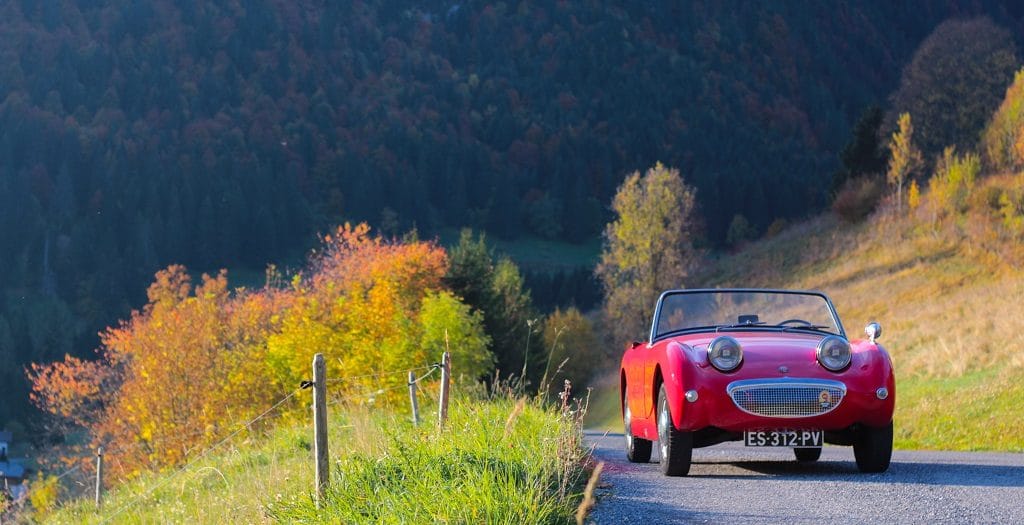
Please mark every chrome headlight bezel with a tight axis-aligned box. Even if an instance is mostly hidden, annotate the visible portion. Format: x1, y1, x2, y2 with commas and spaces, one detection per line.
708, 336, 743, 372
816, 335, 852, 372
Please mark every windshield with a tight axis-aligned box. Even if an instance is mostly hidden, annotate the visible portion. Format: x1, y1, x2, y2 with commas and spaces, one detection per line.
652, 290, 842, 340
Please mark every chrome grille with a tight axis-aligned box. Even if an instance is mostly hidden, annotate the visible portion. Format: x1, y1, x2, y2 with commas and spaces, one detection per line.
727, 379, 846, 418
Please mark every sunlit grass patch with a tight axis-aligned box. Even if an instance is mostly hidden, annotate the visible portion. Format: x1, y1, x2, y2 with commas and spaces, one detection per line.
45, 397, 590, 524
270, 398, 589, 524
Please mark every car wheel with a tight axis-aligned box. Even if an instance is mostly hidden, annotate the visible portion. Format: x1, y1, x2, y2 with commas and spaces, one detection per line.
624, 400, 652, 463
794, 447, 822, 462
657, 384, 692, 476
854, 422, 893, 473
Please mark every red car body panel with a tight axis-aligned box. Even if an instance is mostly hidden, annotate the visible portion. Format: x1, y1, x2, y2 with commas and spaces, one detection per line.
621, 330, 896, 443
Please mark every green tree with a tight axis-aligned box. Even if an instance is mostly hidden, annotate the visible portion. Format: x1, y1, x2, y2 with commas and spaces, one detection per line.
887, 113, 923, 210
443, 230, 539, 385
418, 291, 493, 380
725, 214, 756, 247
887, 17, 1018, 158
831, 105, 888, 195
596, 163, 698, 343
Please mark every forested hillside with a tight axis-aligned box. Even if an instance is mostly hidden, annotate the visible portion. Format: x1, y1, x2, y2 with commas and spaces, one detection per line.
3, 0, 1024, 429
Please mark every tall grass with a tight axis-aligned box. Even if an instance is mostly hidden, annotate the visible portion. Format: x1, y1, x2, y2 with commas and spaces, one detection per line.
42, 390, 591, 524
271, 391, 590, 523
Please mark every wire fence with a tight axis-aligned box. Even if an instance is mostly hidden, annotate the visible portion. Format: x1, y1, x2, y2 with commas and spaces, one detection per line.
28, 359, 447, 522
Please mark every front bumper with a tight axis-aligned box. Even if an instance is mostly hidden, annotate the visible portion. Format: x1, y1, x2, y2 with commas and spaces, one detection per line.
678, 375, 895, 433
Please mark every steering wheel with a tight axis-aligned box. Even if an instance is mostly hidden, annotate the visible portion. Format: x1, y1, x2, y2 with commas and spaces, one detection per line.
778, 319, 813, 326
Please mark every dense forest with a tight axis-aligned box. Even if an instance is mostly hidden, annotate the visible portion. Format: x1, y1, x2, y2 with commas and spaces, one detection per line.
3, 0, 1024, 429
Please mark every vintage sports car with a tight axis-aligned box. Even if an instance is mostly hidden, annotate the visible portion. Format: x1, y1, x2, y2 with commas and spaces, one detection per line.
620, 288, 894, 475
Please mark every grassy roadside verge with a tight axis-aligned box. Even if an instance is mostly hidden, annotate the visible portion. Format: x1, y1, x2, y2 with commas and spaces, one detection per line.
42, 396, 591, 524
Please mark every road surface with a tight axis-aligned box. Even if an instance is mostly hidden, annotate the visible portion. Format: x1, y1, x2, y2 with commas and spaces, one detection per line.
585, 431, 1024, 524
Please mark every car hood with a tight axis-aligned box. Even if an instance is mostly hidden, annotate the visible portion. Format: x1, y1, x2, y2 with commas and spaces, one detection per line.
670, 331, 837, 376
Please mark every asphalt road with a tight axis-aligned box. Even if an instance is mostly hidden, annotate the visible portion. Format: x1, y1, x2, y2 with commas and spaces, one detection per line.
585, 431, 1024, 524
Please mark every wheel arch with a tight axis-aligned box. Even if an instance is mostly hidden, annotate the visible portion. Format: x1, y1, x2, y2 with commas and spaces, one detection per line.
659, 344, 692, 429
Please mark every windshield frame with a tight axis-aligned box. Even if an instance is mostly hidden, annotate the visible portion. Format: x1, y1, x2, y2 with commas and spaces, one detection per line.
649, 288, 846, 342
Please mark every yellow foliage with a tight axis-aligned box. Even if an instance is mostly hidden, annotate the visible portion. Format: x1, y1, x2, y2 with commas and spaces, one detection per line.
927, 146, 979, 216
28, 473, 59, 518
983, 68, 1024, 172
887, 113, 923, 209
597, 163, 699, 341
907, 179, 921, 210
540, 307, 600, 390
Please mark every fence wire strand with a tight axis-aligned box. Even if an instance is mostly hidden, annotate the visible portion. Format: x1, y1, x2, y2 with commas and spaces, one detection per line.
325, 364, 439, 407
409, 363, 441, 385
326, 383, 409, 407
324, 364, 433, 384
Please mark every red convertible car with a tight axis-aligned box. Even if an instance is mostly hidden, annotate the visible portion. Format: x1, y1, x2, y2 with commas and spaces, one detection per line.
621, 289, 894, 475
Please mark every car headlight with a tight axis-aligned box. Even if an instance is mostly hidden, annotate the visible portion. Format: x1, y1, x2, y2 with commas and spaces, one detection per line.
708, 336, 743, 372
817, 336, 852, 371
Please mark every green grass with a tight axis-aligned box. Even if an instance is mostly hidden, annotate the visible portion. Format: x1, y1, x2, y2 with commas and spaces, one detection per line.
895, 370, 1024, 452
42, 396, 589, 524
583, 377, 622, 434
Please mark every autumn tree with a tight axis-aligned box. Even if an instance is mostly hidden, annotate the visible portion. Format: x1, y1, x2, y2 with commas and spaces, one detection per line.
982, 68, 1024, 172
887, 17, 1018, 158
29, 266, 292, 472
540, 307, 600, 393
267, 224, 492, 398
596, 163, 698, 343
29, 225, 493, 474
927, 146, 979, 217
887, 113, 923, 209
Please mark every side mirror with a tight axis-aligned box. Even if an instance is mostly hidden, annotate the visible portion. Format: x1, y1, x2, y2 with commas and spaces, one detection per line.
865, 322, 882, 343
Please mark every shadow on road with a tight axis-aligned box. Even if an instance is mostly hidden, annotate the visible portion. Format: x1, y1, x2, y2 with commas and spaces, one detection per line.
589, 431, 1023, 488
691, 460, 1024, 488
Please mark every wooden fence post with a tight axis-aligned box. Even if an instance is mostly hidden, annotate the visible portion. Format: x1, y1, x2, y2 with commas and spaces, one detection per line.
408, 371, 420, 427
94, 446, 103, 510
312, 353, 329, 507
438, 351, 451, 429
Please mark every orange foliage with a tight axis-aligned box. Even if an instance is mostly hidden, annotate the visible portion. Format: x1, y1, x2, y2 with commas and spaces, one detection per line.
29, 265, 292, 476
28, 224, 492, 478
268, 223, 454, 400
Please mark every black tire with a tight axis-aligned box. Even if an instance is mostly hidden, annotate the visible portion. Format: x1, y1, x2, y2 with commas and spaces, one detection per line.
794, 447, 822, 462
624, 398, 652, 463
657, 384, 693, 476
854, 422, 893, 473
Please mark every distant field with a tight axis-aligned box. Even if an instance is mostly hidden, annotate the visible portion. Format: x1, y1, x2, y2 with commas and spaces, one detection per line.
587, 207, 1024, 452
437, 228, 601, 273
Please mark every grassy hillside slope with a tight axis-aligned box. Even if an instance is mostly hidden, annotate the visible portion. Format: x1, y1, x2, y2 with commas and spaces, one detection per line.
41, 396, 589, 524
590, 178, 1024, 451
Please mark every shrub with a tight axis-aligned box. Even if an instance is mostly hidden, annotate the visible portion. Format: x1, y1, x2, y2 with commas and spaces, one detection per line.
832, 177, 883, 223
540, 307, 600, 394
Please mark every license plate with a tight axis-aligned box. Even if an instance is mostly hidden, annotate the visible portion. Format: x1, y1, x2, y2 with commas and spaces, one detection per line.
744, 429, 823, 447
